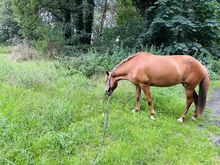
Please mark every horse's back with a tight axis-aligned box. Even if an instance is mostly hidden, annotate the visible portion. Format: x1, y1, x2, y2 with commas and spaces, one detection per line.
132, 53, 206, 87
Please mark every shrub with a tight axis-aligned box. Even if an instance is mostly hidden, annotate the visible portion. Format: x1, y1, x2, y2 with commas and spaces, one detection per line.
9, 40, 38, 61
56, 51, 109, 77
211, 60, 220, 79
33, 25, 65, 58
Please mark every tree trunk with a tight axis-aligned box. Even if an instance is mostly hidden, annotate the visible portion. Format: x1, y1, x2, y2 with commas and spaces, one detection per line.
99, 0, 108, 36
75, 0, 84, 44
63, 11, 71, 40
83, 0, 94, 44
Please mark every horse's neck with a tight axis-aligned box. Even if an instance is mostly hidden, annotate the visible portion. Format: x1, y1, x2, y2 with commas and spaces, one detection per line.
112, 64, 129, 81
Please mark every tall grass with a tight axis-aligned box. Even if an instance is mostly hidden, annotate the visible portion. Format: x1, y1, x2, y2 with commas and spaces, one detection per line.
0, 47, 220, 164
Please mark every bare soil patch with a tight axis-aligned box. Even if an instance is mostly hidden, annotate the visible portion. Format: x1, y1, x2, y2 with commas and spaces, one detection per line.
207, 88, 220, 146
207, 88, 220, 120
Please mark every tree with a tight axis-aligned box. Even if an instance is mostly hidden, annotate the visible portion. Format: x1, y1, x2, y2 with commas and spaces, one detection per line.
132, 0, 220, 59
115, 0, 145, 48
98, 0, 145, 49
11, 0, 95, 45
0, 0, 20, 44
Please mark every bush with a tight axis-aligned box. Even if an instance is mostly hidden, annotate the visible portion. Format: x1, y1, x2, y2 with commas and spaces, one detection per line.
9, 40, 38, 61
211, 60, 220, 79
33, 25, 65, 58
211, 60, 220, 74
56, 51, 109, 77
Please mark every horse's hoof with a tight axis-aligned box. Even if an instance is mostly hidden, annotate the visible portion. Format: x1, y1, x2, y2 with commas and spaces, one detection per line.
150, 115, 156, 120
191, 116, 197, 121
132, 109, 139, 113
177, 117, 183, 123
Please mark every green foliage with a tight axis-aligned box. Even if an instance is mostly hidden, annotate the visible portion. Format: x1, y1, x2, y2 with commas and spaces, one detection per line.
11, 0, 94, 45
56, 48, 127, 77
0, 0, 20, 44
2, 0, 219, 63
212, 60, 220, 74
12, 0, 41, 39
57, 52, 108, 77
0, 48, 220, 164
133, 0, 220, 59
33, 25, 66, 58
211, 60, 220, 78
100, 0, 145, 50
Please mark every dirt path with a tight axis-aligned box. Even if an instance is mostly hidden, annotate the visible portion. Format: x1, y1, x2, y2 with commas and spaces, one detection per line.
207, 88, 220, 120
207, 88, 220, 146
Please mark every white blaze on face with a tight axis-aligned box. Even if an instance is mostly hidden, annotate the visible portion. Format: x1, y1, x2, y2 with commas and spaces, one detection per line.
105, 71, 111, 95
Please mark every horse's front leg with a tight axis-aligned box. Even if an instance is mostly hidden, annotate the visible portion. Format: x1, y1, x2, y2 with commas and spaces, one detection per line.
140, 84, 156, 120
134, 85, 141, 112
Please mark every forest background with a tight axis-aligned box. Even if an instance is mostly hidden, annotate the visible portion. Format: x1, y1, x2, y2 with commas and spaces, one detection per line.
0, 0, 220, 78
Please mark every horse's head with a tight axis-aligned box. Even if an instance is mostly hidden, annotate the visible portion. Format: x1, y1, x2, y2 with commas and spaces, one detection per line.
105, 70, 118, 96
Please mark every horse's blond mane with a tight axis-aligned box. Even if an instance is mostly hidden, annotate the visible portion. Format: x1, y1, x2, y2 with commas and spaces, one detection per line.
112, 52, 142, 73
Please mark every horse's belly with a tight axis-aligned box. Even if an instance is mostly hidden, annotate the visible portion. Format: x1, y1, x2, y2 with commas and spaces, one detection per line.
150, 81, 180, 87
149, 74, 182, 87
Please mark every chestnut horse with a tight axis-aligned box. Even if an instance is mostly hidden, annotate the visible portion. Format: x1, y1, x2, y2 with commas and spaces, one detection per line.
105, 52, 209, 122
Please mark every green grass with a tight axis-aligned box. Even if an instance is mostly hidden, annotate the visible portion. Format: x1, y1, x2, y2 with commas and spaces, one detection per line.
0, 47, 220, 164
210, 80, 220, 88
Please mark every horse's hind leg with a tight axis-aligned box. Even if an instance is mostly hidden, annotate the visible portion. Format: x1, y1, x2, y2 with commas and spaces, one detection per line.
134, 84, 141, 112
140, 84, 156, 119
178, 89, 194, 123
192, 90, 199, 121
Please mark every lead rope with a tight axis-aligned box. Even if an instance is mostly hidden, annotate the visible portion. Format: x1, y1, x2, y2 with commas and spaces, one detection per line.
91, 96, 111, 165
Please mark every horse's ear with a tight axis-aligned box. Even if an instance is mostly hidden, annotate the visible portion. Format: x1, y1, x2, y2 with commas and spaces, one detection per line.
106, 70, 109, 76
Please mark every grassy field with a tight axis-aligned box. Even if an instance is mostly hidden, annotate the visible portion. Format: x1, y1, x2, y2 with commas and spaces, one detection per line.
0, 47, 220, 164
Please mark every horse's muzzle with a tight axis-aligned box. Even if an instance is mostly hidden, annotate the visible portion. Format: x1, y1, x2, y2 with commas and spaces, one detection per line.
105, 90, 111, 96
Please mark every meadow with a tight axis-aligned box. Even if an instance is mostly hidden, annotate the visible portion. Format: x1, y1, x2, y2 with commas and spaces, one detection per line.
0, 47, 220, 164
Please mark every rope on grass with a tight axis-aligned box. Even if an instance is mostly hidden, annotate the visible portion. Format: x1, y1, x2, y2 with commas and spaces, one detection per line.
91, 96, 111, 165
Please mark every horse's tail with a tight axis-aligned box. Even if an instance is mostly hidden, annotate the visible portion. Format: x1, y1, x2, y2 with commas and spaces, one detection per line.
198, 69, 209, 115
